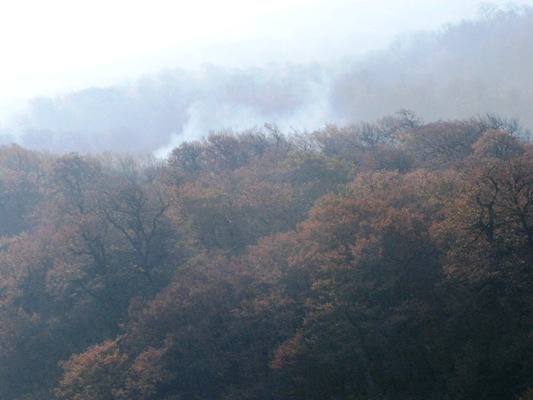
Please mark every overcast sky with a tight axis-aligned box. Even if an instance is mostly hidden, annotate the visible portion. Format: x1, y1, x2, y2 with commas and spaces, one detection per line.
1, 0, 533, 110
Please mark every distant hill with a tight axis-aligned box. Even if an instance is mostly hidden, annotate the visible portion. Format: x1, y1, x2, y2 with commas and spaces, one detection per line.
2, 5, 533, 154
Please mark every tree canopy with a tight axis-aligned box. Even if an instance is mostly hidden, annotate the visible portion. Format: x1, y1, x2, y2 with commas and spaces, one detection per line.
0, 113, 532, 400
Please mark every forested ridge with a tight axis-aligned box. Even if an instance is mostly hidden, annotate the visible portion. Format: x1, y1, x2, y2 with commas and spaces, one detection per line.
0, 112, 532, 399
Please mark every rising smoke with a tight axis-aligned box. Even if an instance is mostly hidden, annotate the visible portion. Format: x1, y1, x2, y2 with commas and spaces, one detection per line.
2, 5, 533, 155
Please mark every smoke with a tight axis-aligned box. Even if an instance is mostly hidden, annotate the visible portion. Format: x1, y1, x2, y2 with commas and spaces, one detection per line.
154, 65, 336, 157
2, 64, 334, 154
2, 4, 533, 154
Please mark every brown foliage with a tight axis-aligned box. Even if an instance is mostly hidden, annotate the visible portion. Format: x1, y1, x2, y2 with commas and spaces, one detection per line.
1, 115, 532, 400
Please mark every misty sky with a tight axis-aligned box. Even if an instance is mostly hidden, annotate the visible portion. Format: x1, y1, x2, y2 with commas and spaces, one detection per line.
2, 0, 533, 109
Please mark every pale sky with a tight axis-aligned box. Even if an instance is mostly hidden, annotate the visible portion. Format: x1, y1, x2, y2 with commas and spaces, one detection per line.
1, 0, 532, 109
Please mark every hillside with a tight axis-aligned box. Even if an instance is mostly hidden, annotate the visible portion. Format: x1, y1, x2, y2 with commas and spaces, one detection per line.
1, 112, 532, 400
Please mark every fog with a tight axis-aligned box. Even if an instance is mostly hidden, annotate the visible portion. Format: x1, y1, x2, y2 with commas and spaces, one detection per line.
2, 2, 533, 154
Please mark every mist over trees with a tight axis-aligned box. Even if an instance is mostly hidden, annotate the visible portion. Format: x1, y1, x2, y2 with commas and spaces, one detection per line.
4, 65, 332, 154
331, 4, 533, 123
1, 4, 533, 400
2, 5, 533, 154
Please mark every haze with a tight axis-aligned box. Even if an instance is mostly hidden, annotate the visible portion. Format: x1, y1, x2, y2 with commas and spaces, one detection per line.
2, 0, 533, 154
1, 0, 530, 101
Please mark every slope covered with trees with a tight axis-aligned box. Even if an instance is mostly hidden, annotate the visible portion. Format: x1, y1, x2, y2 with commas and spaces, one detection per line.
0, 112, 532, 400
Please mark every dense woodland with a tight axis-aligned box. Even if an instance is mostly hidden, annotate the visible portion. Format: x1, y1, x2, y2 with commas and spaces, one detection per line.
0, 112, 532, 399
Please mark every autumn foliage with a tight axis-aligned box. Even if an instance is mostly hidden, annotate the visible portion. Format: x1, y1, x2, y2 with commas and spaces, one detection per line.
0, 113, 532, 400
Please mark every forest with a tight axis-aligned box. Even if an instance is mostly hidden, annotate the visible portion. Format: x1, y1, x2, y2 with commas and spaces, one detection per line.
0, 111, 532, 399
